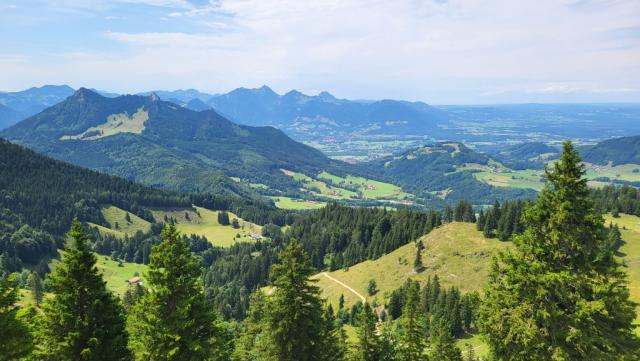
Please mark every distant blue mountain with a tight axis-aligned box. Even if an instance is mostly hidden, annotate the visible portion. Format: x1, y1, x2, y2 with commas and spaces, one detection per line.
137, 89, 216, 103
0, 103, 20, 130
207, 86, 450, 138
0, 85, 75, 129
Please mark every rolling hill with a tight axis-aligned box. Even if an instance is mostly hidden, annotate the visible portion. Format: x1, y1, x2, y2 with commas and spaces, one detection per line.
317, 216, 640, 333
315, 222, 511, 309
1, 88, 342, 196
363, 142, 536, 204
581, 135, 640, 166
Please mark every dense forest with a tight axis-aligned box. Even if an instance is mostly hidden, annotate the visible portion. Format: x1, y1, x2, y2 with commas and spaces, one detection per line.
0, 139, 293, 272
288, 201, 479, 270
2, 140, 639, 360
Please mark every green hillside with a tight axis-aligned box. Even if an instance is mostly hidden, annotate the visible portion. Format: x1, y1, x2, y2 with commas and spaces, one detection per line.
1, 88, 340, 197
581, 135, 640, 166
365, 142, 536, 204
150, 206, 262, 247
604, 213, 640, 330
315, 222, 511, 309
318, 215, 640, 334
99, 205, 152, 236
95, 254, 148, 296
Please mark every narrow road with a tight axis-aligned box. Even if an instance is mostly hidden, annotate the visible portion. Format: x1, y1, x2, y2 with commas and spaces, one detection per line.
321, 272, 366, 303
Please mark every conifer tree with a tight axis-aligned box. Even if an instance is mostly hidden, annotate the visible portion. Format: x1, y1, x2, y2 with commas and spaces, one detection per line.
233, 291, 276, 361
397, 280, 426, 361
28, 271, 43, 307
476, 209, 485, 231
127, 224, 230, 361
0, 274, 33, 360
480, 141, 640, 360
266, 240, 337, 361
427, 318, 463, 361
352, 302, 382, 361
34, 220, 130, 361
413, 240, 424, 272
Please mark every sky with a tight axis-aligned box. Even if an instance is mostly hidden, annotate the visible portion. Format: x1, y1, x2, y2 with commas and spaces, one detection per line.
0, 0, 639, 104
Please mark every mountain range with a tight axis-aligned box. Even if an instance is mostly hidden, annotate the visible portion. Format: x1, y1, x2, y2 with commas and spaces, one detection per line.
206, 86, 450, 139
0, 85, 75, 129
1, 88, 339, 197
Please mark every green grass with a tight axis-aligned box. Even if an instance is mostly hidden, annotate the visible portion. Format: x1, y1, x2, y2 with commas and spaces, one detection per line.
94, 255, 148, 296
316, 222, 511, 309
49, 252, 147, 297
456, 333, 489, 359
585, 163, 640, 183
603, 213, 640, 332
473, 161, 640, 192
271, 196, 326, 210
87, 205, 152, 239
102, 205, 152, 235
150, 206, 261, 247
280, 168, 413, 204
318, 171, 411, 200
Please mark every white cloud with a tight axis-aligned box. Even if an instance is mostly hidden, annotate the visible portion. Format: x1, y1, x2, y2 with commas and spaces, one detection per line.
2, 0, 639, 103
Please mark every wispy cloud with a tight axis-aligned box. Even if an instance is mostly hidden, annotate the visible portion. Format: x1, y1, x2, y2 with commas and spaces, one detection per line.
1, 0, 639, 103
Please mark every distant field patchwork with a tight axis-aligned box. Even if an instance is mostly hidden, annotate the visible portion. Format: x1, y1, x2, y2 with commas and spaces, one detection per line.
277, 169, 413, 208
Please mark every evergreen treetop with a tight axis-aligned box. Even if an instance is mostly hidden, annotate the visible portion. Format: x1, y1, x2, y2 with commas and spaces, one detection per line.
480, 141, 640, 360
34, 219, 131, 361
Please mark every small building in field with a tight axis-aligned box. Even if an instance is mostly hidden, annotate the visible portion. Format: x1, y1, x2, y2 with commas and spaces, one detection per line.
127, 276, 141, 285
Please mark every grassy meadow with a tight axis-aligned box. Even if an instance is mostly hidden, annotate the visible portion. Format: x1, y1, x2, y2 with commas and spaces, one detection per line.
150, 206, 262, 247
95, 254, 148, 296
270, 196, 326, 210
604, 213, 640, 332
315, 222, 511, 309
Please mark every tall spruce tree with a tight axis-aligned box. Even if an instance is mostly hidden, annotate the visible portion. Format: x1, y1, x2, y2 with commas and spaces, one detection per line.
34, 220, 130, 361
0, 274, 33, 360
427, 318, 463, 361
352, 302, 382, 361
480, 141, 640, 360
127, 224, 230, 361
265, 240, 338, 361
233, 291, 277, 361
28, 271, 43, 307
397, 280, 426, 361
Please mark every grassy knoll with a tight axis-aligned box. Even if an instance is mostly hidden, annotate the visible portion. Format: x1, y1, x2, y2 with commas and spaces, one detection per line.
94, 254, 148, 296
101, 205, 151, 235
271, 196, 326, 210
150, 206, 261, 247
603, 213, 640, 331
49, 252, 147, 297
316, 222, 511, 309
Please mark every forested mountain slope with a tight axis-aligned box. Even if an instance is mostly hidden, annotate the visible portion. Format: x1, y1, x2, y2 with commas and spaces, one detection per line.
2, 88, 344, 196
581, 135, 640, 166
0, 138, 290, 271
362, 142, 536, 204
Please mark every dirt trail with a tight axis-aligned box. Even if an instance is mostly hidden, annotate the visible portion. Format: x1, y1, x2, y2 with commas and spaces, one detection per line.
321, 272, 366, 303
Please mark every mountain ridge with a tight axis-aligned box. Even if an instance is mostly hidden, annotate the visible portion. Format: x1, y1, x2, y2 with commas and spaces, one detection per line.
2, 88, 339, 197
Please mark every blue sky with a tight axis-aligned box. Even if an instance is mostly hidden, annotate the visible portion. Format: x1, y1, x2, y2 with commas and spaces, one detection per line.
0, 0, 639, 104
